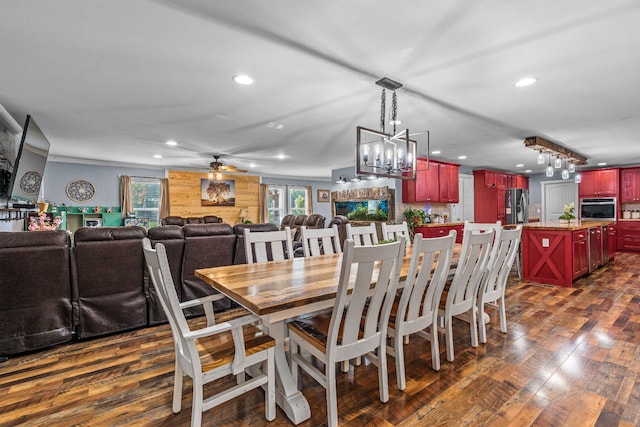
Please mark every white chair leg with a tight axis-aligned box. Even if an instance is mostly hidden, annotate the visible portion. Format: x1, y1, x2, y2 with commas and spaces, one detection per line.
378, 345, 389, 403
173, 361, 183, 413
470, 305, 479, 348
499, 297, 508, 333
265, 348, 276, 421
191, 377, 203, 427
478, 299, 488, 344
430, 325, 440, 371
394, 333, 406, 391
326, 362, 338, 427
341, 360, 349, 372
445, 316, 455, 362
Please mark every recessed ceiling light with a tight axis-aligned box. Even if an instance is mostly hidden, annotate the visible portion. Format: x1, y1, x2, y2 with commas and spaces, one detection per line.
515, 77, 538, 87
431, 150, 441, 155
597, 162, 607, 166
165, 140, 177, 146
249, 162, 256, 168
233, 74, 254, 85
276, 154, 286, 160
516, 164, 524, 167
153, 154, 163, 159
524, 169, 532, 173
457, 155, 467, 160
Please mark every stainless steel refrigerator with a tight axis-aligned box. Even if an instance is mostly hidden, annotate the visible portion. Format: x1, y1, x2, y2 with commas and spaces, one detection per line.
505, 188, 529, 224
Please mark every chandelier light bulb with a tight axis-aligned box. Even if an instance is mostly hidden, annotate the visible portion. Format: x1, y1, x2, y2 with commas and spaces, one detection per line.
537, 152, 545, 164
554, 156, 562, 169
574, 173, 582, 184
562, 168, 570, 180
568, 162, 576, 173
208, 170, 214, 180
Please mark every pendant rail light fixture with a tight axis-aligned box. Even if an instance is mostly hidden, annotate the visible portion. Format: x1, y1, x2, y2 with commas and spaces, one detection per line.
524, 136, 588, 170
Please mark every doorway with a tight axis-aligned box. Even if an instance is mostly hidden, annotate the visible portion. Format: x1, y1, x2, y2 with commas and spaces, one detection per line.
541, 180, 578, 222
450, 174, 474, 223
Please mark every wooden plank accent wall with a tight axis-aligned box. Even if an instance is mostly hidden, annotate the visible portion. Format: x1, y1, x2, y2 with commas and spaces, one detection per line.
168, 170, 260, 224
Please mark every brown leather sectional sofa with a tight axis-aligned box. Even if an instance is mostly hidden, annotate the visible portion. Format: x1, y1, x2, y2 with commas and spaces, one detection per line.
0, 222, 279, 357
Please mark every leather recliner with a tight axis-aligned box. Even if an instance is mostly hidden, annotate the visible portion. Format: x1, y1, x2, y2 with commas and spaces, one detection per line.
305, 213, 326, 229
146, 225, 185, 325
0, 230, 74, 356
181, 223, 236, 315
73, 226, 148, 339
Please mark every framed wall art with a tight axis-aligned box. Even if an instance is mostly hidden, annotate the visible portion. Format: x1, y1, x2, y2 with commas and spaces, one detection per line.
317, 189, 330, 202
201, 179, 236, 206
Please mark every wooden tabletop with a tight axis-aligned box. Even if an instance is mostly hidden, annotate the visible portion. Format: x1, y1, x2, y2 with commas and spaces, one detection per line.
195, 245, 459, 318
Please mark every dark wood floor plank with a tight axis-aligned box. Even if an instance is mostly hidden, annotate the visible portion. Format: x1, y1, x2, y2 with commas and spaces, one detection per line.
3, 253, 640, 426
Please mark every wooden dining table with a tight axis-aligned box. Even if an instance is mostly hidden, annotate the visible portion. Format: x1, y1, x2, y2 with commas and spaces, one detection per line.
195, 244, 459, 424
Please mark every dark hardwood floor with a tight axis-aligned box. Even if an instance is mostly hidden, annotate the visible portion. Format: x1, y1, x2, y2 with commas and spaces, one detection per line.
2, 252, 640, 426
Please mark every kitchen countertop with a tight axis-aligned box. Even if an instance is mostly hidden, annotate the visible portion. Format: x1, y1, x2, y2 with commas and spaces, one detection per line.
415, 222, 465, 227
522, 220, 615, 231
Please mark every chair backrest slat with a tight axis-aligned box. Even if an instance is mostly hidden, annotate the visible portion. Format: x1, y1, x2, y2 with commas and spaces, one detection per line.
328, 238, 405, 359
401, 231, 456, 323
381, 221, 411, 244
244, 227, 294, 264
346, 223, 378, 247
301, 225, 342, 257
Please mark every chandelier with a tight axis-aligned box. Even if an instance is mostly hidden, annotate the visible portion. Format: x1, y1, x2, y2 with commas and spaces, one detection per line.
356, 77, 419, 180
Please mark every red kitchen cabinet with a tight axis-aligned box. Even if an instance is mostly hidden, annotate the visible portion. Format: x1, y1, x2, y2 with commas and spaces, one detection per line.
403, 159, 458, 203
572, 230, 589, 278
514, 175, 529, 189
618, 221, 640, 251
578, 169, 619, 198
439, 163, 460, 203
620, 168, 640, 203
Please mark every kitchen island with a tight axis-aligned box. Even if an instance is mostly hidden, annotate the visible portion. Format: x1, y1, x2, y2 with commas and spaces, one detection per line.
522, 220, 616, 287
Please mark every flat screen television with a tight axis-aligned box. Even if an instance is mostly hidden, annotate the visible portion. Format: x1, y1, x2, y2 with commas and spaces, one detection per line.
7, 115, 51, 203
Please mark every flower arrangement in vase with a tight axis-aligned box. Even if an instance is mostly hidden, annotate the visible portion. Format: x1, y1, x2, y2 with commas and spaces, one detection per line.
28, 213, 63, 231
558, 202, 576, 224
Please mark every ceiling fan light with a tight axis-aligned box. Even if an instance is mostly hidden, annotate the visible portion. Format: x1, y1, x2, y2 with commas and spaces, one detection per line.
216, 171, 222, 181
208, 170, 214, 180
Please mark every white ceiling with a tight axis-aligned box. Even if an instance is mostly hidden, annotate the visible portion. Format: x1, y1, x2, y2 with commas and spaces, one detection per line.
1, 0, 639, 179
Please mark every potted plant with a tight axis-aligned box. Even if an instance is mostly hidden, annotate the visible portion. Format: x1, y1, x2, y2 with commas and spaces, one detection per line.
558, 202, 576, 225
402, 207, 427, 236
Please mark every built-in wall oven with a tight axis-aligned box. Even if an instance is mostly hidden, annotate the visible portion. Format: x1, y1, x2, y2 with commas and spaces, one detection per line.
580, 198, 616, 221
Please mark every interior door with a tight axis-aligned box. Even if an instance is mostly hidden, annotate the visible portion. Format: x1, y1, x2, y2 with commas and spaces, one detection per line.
450, 174, 474, 223
542, 181, 578, 222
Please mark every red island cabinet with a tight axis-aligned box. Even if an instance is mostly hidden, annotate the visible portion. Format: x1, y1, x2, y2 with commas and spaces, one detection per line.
415, 224, 464, 244
522, 223, 611, 287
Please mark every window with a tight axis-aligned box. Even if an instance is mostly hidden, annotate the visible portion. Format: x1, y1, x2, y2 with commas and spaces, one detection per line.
267, 185, 310, 225
130, 177, 161, 227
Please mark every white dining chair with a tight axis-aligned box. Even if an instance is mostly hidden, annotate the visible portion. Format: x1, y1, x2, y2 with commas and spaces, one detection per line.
477, 225, 522, 343
244, 226, 294, 263
438, 228, 493, 362
142, 238, 275, 427
451, 220, 502, 279
300, 225, 341, 257
288, 238, 405, 427
345, 222, 378, 246
387, 231, 456, 390
381, 221, 411, 244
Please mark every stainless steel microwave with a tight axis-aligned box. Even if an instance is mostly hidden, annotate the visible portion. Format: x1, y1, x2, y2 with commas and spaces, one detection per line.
580, 198, 616, 220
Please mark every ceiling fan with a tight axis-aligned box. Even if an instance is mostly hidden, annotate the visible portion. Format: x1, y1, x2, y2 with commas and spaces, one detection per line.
208, 155, 246, 179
